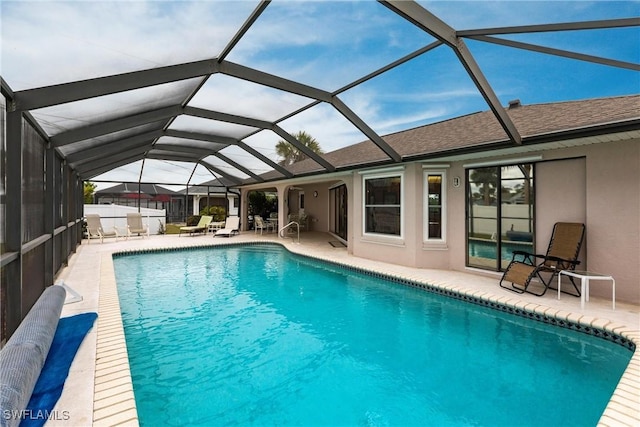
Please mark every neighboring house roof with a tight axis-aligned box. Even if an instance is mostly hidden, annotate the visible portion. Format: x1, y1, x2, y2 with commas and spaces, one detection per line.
178, 177, 239, 195
95, 183, 179, 196
250, 95, 640, 183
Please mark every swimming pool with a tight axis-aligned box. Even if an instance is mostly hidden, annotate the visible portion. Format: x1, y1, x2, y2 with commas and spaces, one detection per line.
114, 244, 632, 426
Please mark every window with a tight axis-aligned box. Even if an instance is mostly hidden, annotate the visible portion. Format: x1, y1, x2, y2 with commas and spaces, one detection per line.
363, 173, 402, 236
424, 171, 446, 242
466, 163, 534, 271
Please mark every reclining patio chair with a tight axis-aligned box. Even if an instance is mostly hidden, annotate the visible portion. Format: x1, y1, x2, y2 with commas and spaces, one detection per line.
215, 216, 240, 237
499, 222, 585, 296
179, 215, 213, 236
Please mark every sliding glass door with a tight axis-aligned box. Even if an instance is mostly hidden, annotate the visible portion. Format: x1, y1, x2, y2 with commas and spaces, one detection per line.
466, 164, 534, 271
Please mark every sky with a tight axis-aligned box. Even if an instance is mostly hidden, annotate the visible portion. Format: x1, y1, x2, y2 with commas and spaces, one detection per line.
2, 0, 639, 189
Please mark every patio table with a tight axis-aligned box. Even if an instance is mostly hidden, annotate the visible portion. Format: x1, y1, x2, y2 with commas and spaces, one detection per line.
558, 270, 615, 310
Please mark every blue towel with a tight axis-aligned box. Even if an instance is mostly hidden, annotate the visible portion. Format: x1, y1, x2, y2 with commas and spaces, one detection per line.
20, 312, 98, 427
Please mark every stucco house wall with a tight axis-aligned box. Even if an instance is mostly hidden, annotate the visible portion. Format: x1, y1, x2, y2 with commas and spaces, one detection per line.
584, 140, 639, 303
348, 139, 639, 304
294, 183, 331, 232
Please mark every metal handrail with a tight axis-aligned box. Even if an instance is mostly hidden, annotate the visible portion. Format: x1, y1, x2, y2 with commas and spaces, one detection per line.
279, 221, 300, 243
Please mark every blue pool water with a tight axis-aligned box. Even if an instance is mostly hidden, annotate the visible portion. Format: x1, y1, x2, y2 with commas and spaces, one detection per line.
114, 245, 631, 427
468, 239, 532, 261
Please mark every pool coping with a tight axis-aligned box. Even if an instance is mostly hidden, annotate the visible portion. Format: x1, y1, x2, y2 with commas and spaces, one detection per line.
97, 239, 640, 426
93, 253, 139, 427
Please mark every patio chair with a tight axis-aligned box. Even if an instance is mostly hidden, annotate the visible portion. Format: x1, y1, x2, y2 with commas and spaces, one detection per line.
254, 216, 273, 234
179, 215, 213, 236
124, 213, 149, 239
215, 216, 240, 237
287, 212, 308, 232
85, 214, 120, 243
499, 222, 585, 296
299, 213, 308, 231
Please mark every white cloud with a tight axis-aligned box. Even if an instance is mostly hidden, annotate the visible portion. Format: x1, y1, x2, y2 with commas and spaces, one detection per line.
3, 0, 636, 185
1, 1, 257, 89
188, 74, 314, 122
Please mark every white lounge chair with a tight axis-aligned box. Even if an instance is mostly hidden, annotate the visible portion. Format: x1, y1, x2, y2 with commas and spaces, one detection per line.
85, 214, 120, 243
124, 213, 149, 239
180, 215, 213, 236
215, 216, 240, 237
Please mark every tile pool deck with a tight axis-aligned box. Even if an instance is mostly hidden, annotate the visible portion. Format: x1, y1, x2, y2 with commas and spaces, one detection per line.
49, 231, 639, 426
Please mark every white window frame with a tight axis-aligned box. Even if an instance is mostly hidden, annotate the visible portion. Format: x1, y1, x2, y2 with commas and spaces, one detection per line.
361, 169, 404, 239
423, 169, 447, 244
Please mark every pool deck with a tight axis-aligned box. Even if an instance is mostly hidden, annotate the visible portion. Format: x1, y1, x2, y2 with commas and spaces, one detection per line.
48, 231, 639, 426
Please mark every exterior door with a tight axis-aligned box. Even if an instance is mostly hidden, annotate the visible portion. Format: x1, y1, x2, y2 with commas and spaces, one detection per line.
330, 184, 348, 241
466, 163, 535, 271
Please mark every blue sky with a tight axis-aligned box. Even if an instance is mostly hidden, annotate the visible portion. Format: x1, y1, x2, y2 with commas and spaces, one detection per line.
2, 1, 638, 186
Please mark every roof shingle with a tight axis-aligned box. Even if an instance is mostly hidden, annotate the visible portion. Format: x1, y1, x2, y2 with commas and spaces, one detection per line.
250, 94, 639, 183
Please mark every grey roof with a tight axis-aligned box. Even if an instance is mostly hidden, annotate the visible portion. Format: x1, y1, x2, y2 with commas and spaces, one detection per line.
252, 94, 640, 182
178, 177, 239, 195
95, 183, 180, 195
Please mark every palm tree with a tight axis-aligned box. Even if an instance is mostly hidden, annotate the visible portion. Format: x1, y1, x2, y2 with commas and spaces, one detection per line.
469, 168, 497, 205
275, 131, 323, 166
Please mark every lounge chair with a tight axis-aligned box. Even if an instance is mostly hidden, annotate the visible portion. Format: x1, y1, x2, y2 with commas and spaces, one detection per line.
215, 216, 240, 237
499, 222, 585, 296
85, 214, 120, 243
254, 215, 273, 234
123, 213, 149, 239
179, 215, 213, 236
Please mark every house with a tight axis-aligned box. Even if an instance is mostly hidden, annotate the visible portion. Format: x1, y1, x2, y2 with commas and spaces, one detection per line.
178, 177, 240, 218
237, 95, 640, 305
94, 183, 184, 222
